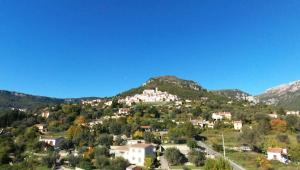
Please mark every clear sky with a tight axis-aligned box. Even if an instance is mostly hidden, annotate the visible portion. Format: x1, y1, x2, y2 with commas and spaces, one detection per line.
0, 0, 300, 98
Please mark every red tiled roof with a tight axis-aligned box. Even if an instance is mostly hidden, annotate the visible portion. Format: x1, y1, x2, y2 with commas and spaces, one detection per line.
131, 143, 153, 148
267, 148, 283, 153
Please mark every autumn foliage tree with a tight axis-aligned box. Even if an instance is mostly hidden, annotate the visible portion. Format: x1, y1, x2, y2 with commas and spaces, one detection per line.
74, 116, 86, 125
271, 119, 287, 132
256, 156, 272, 170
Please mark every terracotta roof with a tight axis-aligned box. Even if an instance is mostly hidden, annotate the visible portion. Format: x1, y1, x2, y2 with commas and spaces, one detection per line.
130, 143, 153, 148
140, 125, 152, 129
267, 148, 283, 153
35, 124, 46, 127
114, 146, 129, 151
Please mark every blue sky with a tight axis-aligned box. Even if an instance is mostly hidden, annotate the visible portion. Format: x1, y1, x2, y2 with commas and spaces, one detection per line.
0, 0, 300, 98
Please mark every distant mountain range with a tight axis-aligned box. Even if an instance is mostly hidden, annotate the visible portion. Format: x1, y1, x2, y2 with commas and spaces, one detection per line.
257, 81, 300, 110
212, 89, 251, 100
1, 76, 300, 110
0, 90, 64, 110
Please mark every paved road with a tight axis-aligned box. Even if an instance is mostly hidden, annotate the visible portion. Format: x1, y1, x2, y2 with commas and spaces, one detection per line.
197, 141, 246, 170
159, 155, 170, 170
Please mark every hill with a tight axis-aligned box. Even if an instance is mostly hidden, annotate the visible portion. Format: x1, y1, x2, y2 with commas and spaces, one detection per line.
118, 76, 227, 101
0, 90, 64, 110
212, 89, 251, 100
258, 80, 300, 110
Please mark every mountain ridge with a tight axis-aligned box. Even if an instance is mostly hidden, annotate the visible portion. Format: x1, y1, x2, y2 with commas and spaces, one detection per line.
1, 76, 300, 110
258, 80, 300, 109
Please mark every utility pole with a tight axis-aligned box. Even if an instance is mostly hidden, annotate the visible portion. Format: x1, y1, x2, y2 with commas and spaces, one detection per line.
222, 132, 226, 158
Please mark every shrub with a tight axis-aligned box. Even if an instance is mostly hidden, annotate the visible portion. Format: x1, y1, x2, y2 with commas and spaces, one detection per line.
276, 134, 289, 143
164, 148, 186, 165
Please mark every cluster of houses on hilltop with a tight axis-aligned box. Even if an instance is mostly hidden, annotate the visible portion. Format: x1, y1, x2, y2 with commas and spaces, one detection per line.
119, 88, 179, 106
81, 99, 102, 106
212, 112, 232, 121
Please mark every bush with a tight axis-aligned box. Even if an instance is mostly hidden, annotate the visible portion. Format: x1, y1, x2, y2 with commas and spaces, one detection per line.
94, 155, 110, 169
204, 158, 232, 170
187, 140, 198, 149
212, 143, 223, 152
276, 134, 289, 143
42, 152, 59, 168
78, 159, 94, 170
297, 134, 300, 143
164, 148, 186, 165
68, 155, 80, 167
188, 150, 205, 166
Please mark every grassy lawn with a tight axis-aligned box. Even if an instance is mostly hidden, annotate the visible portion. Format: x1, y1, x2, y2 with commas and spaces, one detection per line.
269, 161, 300, 170
44, 131, 66, 138
201, 129, 241, 147
36, 166, 51, 170
226, 151, 261, 170
226, 150, 300, 170
170, 165, 203, 170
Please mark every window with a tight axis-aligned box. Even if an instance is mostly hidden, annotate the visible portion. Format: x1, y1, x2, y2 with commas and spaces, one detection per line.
132, 157, 135, 161
138, 158, 141, 163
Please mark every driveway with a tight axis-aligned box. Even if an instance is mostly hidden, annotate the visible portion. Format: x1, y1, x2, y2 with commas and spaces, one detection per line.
159, 155, 170, 170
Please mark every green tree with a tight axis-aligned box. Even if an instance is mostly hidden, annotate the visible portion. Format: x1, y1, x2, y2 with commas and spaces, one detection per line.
188, 150, 205, 166
109, 122, 122, 135
144, 132, 156, 143
42, 152, 59, 168
204, 158, 232, 170
192, 106, 202, 117
94, 155, 110, 169
285, 115, 300, 131
289, 144, 300, 162
78, 159, 94, 170
109, 157, 129, 170
164, 148, 186, 165
239, 126, 262, 148
93, 146, 110, 157
187, 140, 198, 149
97, 134, 113, 147
68, 155, 80, 167
144, 155, 155, 170
277, 107, 285, 115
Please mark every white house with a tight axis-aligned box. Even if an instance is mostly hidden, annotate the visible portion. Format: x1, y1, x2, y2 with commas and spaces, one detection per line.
268, 113, 278, 119
104, 100, 113, 106
118, 108, 131, 116
212, 112, 232, 121
39, 136, 65, 148
126, 165, 142, 170
81, 99, 102, 106
110, 143, 155, 166
41, 110, 50, 118
190, 119, 214, 129
233, 121, 243, 130
35, 124, 47, 133
267, 148, 288, 164
286, 111, 299, 116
